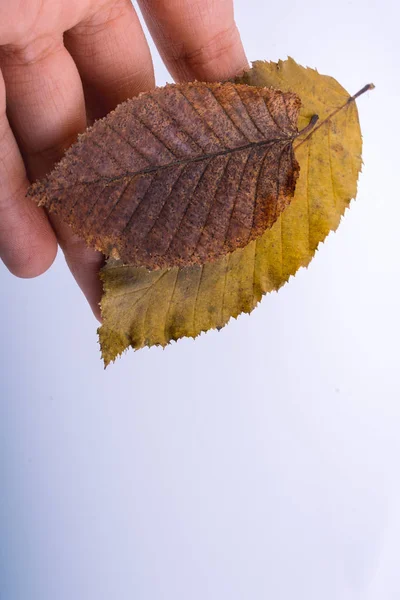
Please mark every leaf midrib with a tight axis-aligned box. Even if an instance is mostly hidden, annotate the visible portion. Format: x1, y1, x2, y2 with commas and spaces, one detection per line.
57, 136, 294, 189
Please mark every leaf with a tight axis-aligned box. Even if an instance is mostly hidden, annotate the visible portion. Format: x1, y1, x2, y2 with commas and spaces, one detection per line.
28, 82, 302, 269
98, 58, 365, 367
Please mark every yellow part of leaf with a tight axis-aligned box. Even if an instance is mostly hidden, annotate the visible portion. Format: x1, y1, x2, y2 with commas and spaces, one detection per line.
98, 58, 362, 366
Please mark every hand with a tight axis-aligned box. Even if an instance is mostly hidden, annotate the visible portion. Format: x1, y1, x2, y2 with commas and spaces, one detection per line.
0, 0, 248, 320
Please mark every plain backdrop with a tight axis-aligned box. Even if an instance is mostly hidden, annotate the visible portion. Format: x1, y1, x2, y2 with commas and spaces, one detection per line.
0, 0, 399, 599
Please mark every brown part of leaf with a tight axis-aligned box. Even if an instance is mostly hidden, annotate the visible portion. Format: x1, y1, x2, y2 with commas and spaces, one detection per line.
28, 82, 301, 269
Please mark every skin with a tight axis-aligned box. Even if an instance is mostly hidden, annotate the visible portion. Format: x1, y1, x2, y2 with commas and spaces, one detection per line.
0, 0, 248, 321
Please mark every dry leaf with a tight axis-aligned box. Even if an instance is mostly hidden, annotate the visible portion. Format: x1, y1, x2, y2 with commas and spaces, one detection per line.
99, 58, 367, 366
28, 82, 303, 269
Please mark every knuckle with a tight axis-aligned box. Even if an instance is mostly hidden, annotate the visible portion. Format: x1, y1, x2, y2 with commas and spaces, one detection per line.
0, 34, 63, 67
71, 0, 132, 38
173, 24, 242, 71
0, 0, 44, 45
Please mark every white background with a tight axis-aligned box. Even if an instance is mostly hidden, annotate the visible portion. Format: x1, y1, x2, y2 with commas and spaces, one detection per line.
1, 0, 399, 598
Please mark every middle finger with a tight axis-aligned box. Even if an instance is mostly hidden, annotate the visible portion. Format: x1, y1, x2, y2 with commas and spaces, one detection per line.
138, 0, 248, 82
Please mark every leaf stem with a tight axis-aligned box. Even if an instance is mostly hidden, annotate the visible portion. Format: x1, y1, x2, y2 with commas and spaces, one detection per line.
350, 83, 375, 101
297, 114, 319, 137
294, 82, 375, 151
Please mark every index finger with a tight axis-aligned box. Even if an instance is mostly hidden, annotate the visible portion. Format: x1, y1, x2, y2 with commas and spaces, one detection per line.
138, 0, 248, 82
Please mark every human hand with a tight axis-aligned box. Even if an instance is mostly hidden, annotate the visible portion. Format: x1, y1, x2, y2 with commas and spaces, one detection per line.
0, 0, 248, 320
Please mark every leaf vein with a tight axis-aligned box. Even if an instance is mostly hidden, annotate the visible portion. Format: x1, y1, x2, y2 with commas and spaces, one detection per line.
223, 149, 252, 248
204, 84, 250, 143
176, 87, 226, 147
104, 122, 152, 165
233, 85, 268, 138
143, 164, 187, 241
192, 264, 205, 331
131, 110, 179, 159
193, 155, 231, 253
163, 269, 180, 343
260, 91, 286, 135
163, 159, 212, 255
327, 122, 337, 210
150, 94, 204, 153
101, 178, 132, 226
121, 173, 157, 233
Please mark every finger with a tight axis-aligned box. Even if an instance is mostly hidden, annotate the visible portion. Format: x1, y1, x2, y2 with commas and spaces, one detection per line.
0, 35, 86, 178
0, 69, 57, 277
0, 37, 102, 317
50, 215, 104, 321
138, 0, 249, 82
65, 0, 155, 122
